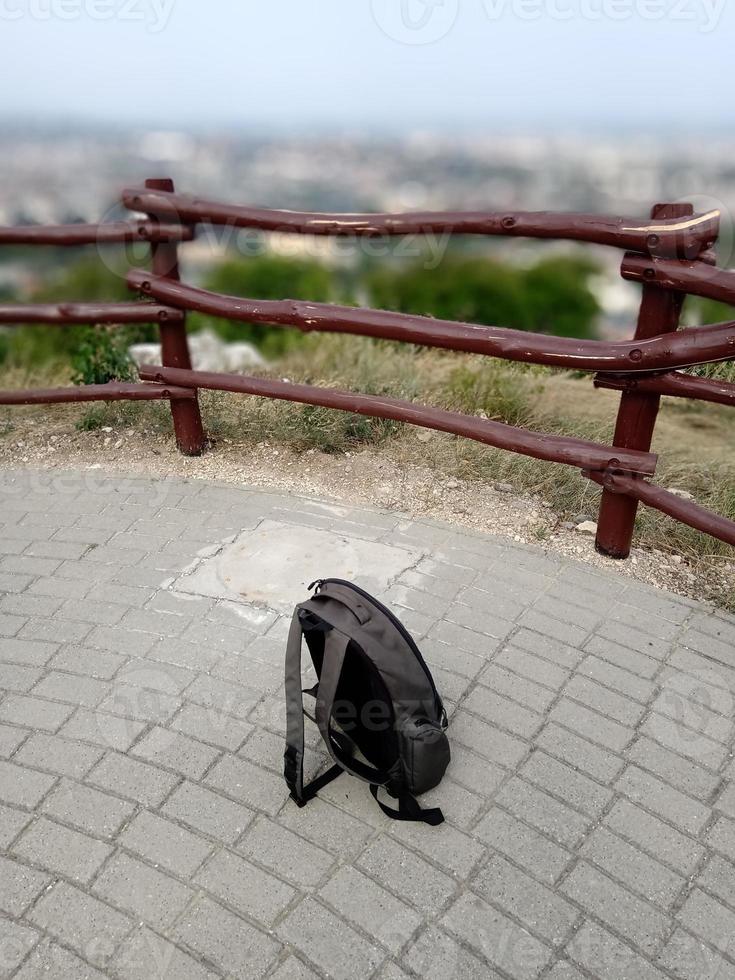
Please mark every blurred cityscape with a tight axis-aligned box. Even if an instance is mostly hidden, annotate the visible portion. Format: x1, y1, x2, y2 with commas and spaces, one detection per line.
1, 123, 734, 336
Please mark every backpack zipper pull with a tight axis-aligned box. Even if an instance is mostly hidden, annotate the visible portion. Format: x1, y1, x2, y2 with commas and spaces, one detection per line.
308, 579, 324, 593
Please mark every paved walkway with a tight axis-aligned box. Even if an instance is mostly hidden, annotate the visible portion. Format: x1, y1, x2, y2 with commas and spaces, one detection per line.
1, 467, 734, 980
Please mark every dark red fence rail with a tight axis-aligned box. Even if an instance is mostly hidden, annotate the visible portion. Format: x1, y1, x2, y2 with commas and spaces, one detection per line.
1, 179, 734, 558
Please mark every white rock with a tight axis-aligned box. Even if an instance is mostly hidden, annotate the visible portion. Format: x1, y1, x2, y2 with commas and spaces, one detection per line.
666, 488, 695, 501
575, 520, 598, 535
129, 328, 266, 374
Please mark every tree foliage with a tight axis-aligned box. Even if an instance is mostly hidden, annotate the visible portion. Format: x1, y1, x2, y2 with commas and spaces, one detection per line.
367, 254, 600, 339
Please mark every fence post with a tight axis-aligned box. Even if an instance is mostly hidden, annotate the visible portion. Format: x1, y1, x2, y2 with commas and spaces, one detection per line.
595, 202, 692, 559
145, 177, 206, 456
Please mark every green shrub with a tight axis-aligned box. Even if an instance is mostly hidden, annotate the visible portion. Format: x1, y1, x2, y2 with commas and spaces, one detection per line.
71, 326, 135, 386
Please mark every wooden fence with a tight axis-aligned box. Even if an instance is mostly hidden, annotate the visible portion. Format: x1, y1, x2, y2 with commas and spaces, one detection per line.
1, 178, 734, 559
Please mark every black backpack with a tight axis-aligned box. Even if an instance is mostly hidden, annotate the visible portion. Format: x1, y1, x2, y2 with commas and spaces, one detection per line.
284, 578, 451, 825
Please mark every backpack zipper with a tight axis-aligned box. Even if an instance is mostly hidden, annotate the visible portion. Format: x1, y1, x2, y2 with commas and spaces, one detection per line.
311, 577, 447, 726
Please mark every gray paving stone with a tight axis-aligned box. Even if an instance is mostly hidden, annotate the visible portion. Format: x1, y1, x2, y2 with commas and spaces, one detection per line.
605, 799, 704, 876
193, 847, 295, 926
59, 707, 146, 752
578, 653, 657, 702
478, 662, 556, 714
119, 811, 213, 877
0, 694, 73, 733
0, 759, 56, 808
277, 795, 374, 854
474, 805, 570, 885
546, 960, 587, 980
0, 802, 32, 849
129, 726, 220, 779
657, 927, 735, 980
441, 891, 552, 979
560, 861, 670, 954
0, 722, 27, 758
356, 835, 457, 917
696, 854, 735, 914
580, 825, 685, 908
707, 815, 735, 862
535, 722, 625, 784
87, 752, 179, 807
495, 777, 591, 849
0, 854, 50, 915
564, 674, 645, 727
404, 925, 496, 980
495, 644, 571, 691
463, 685, 543, 738
567, 920, 667, 980
443, 743, 506, 797
41, 778, 134, 838
390, 816, 484, 878
269, 955, 321, 980
3, 468, 733, 980
31, 670, 110, 708
548, 697, 632, 753
450, 710, 529, 769
19, 617, 93, 645
12, 816, 112, 883
511, 627, 584, 670
0, 612, 26, 637
93, 852, 193, 931
0, 663, 41, 692
173, 896, 280, 979
615, 764, 711, 836
277, 895, 385, 980
28, 881, 133, 967
110, 925, 219, 980
56, 599, 128, 627
169, 701, 252, 751
473, 853, 578, 944
205, 754, 287, 815
596, 619, 672, 659
0, 919, 41, 979
626, 735, 721, 802
320, 864, 422, 955
237, 815, 334, 888
47, 644, 125, 680
161, 780, 253, 844
677, 888, 735, 955
522, 751, 613, 817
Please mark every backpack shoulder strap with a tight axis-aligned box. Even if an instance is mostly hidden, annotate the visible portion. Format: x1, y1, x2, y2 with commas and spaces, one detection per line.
284, 608, 341, 805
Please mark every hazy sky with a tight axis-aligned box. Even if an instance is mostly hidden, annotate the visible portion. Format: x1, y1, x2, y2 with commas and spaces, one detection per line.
0, 0, 732, 132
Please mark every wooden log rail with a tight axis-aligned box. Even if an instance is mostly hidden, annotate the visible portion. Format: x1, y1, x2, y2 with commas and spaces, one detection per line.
123, 186, 720, 259
127, 269, 735, 374
0, 382, 196, 405
0, 302, 183, 325
136, 364, 657, 474
0, 221, 193, 246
